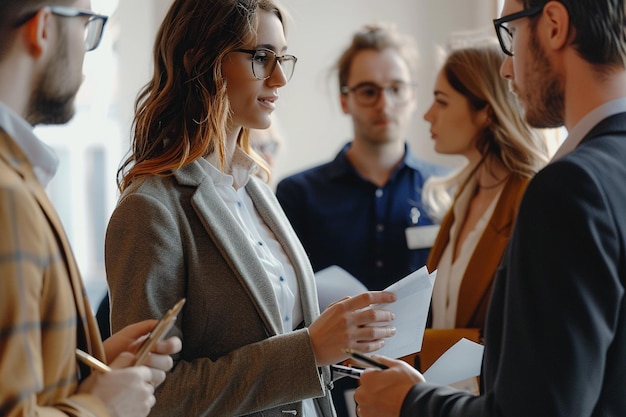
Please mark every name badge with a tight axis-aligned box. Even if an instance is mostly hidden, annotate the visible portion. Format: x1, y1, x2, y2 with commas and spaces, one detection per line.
405, 225, 440, 249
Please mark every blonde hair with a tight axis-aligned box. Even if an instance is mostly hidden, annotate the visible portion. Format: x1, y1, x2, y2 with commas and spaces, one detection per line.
423, 43, 549, 220
117, 0, 286, 191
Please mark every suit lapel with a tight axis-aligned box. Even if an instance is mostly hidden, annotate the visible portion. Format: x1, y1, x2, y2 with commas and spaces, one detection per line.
0, 131, 102, 357
246, 179, 320, 325
179, 162, 284, 335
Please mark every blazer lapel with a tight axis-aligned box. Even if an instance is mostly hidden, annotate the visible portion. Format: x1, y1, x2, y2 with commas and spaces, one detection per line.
178, 162, 284, 335
455, 176, 528, 327
0, 131, 103, 357
245, 178, 333, 389
246, 178, 320, 325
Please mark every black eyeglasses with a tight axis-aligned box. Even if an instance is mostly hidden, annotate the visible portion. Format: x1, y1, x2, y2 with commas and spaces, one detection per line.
493, 6, 543, 56
50, 6, 108, 51
233, 48, 298, 81
340, 81, 416, 107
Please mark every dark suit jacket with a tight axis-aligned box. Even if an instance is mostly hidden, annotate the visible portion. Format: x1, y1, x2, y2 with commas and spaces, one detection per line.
401, 113, 626, 416
106, 160, 335, 417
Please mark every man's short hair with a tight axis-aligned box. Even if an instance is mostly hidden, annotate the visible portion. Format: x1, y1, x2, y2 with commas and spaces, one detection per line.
336, 23, 418, 89
525, 0, 626, 67
0, 0, 74, 58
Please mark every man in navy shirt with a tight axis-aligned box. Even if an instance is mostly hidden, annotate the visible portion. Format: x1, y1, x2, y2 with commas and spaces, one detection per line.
276, 23, 447, 417
276, 23, 447, 292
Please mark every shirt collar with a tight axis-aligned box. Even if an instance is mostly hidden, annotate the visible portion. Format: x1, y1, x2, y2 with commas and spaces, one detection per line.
202, 146, 258, 190
0, 101, 59, 186
551, 97, 626, 162
327, 141, 412, 180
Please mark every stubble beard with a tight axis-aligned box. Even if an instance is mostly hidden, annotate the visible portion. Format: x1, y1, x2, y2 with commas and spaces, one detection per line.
26, 34, 79, 126
521, 27, 565, 129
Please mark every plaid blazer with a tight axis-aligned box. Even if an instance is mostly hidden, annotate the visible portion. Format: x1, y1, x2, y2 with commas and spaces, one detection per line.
0, 129, 109, 416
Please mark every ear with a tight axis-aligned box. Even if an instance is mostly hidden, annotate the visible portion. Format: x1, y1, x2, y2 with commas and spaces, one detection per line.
476, 106, 491, 128
20, 8, 54, 58
340, 93, 350, 114
542, 1, 570, 52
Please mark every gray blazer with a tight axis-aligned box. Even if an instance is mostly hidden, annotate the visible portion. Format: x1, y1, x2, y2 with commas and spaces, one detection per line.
105, 159, 335, 417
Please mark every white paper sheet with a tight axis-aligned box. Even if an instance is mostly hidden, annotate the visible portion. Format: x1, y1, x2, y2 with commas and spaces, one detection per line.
315, 265, 368, 311
423, 338, 484, 385
315, 265, 437, 359
371, 266, 437, 358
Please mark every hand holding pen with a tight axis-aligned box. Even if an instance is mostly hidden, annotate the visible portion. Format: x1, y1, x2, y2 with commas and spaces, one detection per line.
353, 355, 425, 417
344, 348, 389, 369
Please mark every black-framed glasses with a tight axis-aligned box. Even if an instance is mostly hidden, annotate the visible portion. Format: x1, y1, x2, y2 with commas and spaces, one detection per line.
233, 48, 298, 81
50, 6, 108, 52
340, 81, 416, 107
493, 6, 543, 56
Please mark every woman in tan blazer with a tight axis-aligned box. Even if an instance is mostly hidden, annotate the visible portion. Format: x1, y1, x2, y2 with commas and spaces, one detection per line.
418, 44, 549, 372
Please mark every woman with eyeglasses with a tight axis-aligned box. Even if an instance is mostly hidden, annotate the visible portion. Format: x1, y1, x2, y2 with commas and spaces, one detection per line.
418, 43, 549, 376
104, 1, 396, 416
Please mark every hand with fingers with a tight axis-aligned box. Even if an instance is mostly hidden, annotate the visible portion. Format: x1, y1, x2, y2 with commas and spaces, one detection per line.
308, 291, 397, 366
78, 352, 157, 417
102, 319, 182, 395
354, 356, 425, 417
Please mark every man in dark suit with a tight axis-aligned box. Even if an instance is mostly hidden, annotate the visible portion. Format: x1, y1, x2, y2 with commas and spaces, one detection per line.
354, 0, 626, 416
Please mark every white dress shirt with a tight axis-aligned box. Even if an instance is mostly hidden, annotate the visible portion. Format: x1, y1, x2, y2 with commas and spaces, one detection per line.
0, 101, 58, 186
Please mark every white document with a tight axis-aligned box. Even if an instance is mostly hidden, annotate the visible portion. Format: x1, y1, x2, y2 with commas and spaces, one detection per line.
371, 266, 436, 358
315, 265, 368, 311
314, 265, 436, 359
423, 338, 484, 385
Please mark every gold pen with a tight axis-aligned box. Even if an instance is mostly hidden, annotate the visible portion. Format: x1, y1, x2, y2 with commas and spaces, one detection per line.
134, 298, 186, 366
76, 349, 112, 373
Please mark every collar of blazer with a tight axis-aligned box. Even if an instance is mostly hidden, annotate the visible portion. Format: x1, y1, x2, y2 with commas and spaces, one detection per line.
0, 130, 100, 354
173, 161, 321, 335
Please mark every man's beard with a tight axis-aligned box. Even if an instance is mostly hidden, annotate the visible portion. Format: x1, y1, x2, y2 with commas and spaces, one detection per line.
26, 37, 79, 126
521, 27, 565, 129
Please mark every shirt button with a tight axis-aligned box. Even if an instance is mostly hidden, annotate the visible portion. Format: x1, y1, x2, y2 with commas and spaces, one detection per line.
376, 224, 384, 232
279, 276, 285, 282
375, 189, 383, 198
376, 260, 384, 268
258, 241, 263, 246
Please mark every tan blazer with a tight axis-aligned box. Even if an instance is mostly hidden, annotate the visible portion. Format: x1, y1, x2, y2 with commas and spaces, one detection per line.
0, 130, 109, 416
419, 175, 529, 371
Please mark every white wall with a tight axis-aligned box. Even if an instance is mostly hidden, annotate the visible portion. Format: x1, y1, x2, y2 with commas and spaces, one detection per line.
274, 0, 498, 180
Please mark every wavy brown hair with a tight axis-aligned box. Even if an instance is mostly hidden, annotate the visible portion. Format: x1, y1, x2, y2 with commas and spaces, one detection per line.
118, 0, 285, 191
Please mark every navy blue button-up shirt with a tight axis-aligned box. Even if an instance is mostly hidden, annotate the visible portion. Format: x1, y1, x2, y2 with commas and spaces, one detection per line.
276, 142, 448, 290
